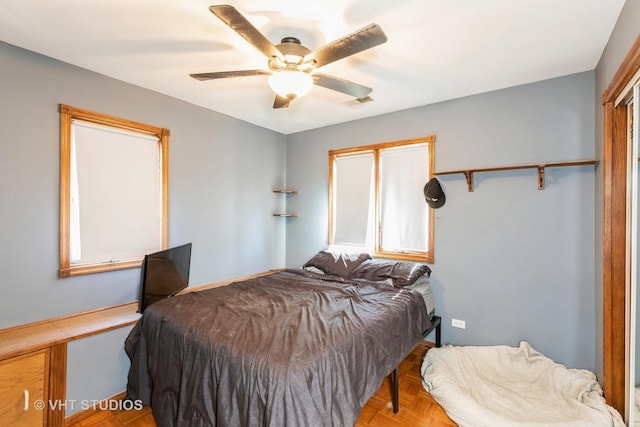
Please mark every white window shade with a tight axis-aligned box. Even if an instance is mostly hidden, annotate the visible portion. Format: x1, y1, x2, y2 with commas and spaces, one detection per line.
332, 153, 374, 246
379, 145, 429, 252
71, 120, 162, 265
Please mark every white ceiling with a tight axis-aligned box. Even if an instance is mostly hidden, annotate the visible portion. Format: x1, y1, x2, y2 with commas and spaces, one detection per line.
0, 0, 627, 134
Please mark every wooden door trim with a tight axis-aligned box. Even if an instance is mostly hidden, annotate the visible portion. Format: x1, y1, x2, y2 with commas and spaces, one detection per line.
603, 33, 640, 416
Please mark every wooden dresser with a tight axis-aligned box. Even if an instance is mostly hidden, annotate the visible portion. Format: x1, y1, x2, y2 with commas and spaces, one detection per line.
0, 349, 50, 425
0, 303, 140, 426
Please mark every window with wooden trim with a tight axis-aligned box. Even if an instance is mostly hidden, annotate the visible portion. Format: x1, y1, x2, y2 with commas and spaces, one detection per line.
328, 136, 435, 263
59, 104, 169, 278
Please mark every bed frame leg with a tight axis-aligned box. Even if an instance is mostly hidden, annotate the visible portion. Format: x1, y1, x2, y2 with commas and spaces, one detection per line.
394, 315, 440, 415
392, 367, 399, 413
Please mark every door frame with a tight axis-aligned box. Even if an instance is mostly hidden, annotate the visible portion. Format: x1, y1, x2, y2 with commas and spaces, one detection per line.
602, 34, 640, 415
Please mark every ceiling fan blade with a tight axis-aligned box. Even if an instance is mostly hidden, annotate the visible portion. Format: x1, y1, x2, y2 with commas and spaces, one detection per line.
273, 95, 290, 109
312, 73, 373, 98
305, 23, 387, 68
209, 5, 284, 61
190, 69, 270, 81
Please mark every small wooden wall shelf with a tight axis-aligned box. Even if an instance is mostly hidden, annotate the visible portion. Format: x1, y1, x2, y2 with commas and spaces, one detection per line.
273, 189, 298, 217
435, 160, 597, 192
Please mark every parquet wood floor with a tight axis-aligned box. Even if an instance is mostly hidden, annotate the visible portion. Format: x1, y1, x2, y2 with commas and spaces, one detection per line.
68, 344, 456, 427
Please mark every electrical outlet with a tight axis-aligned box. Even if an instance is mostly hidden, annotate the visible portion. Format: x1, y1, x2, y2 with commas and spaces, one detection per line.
451, 318, 466, 329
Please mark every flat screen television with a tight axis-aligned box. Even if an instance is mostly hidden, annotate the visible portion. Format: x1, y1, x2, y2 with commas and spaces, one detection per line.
138, 243, 192, 313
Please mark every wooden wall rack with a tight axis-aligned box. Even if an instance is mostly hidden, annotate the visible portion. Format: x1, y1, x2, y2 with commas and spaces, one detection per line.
435, 160, 597, 192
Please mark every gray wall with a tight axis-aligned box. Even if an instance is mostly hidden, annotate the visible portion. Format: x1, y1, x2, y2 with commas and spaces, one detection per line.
0, 41, 286, 414
594, 0, 640, 385
286, 72, 597, 370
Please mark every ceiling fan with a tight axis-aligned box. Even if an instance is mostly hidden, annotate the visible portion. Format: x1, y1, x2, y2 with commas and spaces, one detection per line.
190, 5, 388, 109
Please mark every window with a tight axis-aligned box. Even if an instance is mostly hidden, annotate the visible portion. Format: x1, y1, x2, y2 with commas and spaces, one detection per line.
328, 136, 435, 263
59, 104, 169, 278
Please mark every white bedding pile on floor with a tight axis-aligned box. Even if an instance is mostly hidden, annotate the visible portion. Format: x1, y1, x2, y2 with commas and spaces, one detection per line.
635, 387, 640, 426
421, 341, 624, 427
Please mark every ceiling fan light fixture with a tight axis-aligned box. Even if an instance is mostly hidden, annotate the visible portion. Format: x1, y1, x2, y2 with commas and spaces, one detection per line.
196, 6, 387, 109
268, 70, 313, 99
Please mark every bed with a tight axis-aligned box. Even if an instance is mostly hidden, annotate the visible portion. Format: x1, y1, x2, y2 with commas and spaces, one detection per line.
124, 251, 439, 427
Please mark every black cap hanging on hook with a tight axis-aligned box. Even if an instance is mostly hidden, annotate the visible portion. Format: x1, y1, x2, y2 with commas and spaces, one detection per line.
423, 177, 446, 209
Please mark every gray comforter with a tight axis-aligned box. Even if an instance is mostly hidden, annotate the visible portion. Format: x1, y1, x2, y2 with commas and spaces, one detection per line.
125, 268, 430, 427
